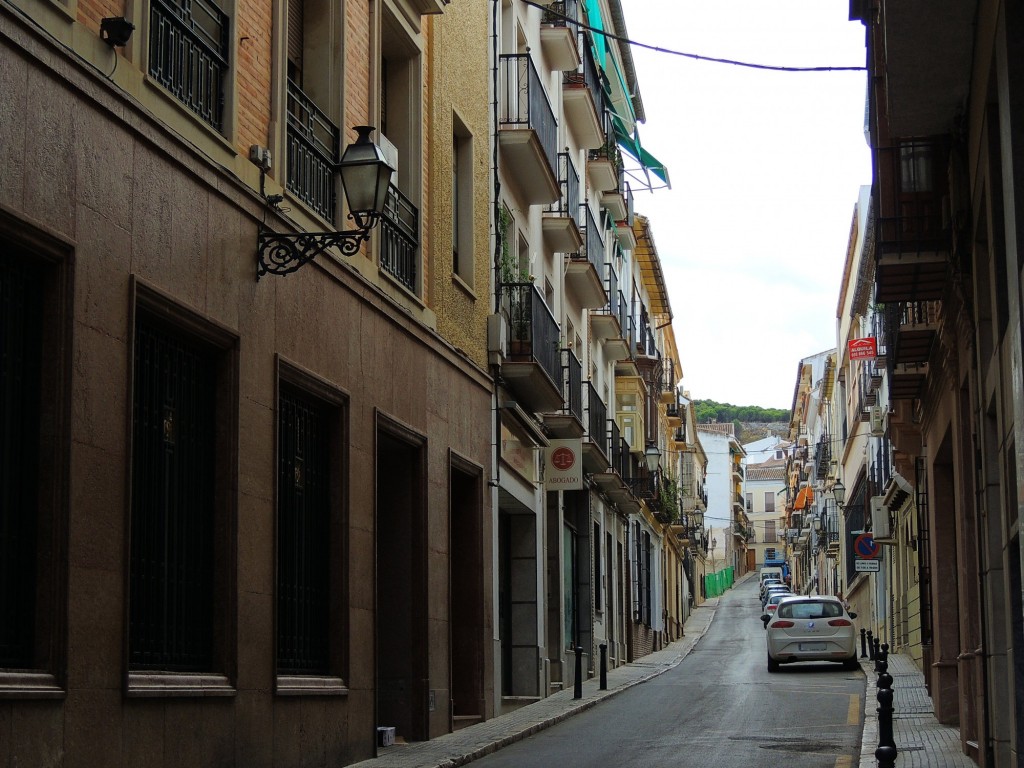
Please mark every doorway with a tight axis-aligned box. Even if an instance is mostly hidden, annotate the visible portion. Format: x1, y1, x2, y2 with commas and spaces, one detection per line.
449, 458, 484, 728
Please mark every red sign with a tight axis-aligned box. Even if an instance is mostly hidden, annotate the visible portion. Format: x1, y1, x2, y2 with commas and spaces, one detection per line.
854, 533, 880, 559
848, 337, 877, 361
551, 446, 575, 471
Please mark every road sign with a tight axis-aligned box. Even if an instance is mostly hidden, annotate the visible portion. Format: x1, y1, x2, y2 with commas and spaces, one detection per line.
855, 558, 881, 572
854, 533, 880, 559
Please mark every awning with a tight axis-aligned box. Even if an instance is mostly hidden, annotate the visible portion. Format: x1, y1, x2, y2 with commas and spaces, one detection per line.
612, 116, 670, 187
794, 486, 815, 510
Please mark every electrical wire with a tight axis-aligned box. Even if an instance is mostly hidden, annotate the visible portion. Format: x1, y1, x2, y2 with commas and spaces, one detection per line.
521, 0, 866, 73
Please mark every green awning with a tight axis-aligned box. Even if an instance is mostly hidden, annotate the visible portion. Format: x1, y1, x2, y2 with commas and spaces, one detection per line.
612, 116, 670, 187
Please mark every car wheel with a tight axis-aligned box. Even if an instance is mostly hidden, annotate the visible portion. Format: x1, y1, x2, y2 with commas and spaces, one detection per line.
767, 653, 780, 673
842, 655, 860, 670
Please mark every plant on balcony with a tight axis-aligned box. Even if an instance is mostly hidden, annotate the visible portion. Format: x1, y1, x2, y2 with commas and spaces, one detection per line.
658, 474, 681, 524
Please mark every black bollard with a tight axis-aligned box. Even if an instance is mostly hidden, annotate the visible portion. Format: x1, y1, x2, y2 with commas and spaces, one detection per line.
573, 646, 583, 699
860, 628, 868, 658
599, 643, 608, 690
867, 629, 875, 660
875, 644, 897, 767
873, 637, 882, 672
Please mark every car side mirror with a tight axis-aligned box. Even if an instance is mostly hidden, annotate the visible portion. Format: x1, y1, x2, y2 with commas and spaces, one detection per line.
760, 614, 769, 627
848, 611, 857, 619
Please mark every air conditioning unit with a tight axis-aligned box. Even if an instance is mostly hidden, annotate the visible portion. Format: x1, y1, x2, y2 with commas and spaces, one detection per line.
869, 405, 886, 436
870, 495, 890, 539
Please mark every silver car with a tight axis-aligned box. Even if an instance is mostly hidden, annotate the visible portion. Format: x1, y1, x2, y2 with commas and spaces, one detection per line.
762, 596, 859, 672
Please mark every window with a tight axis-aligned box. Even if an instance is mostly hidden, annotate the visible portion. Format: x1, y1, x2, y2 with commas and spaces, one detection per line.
764, 491, 775, 514
276, 374, 346, 688
745, 492, 753, 512
452, 117, 474, 285
378, 17, 422, 293
148, 0, 230, 132
285, 0, 340, 222
593, 522, 602, 612
128, 290, 236, 692
765, 520, 777, 543
0, 232, 70, 693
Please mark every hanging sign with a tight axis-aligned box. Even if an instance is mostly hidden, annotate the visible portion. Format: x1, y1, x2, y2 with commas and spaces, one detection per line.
848, 337, 878, 360
544, 439, 583, 490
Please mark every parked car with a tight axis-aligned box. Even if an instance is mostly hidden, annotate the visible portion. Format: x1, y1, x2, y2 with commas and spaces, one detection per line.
761, 585, 791, 608
761, 596, 859, 672
759, 578, 783, 599
761, 592, 794, 625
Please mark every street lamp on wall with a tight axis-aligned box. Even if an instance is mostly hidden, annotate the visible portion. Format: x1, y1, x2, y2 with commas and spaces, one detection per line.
831, 479, 846, 508
644, 443, 663, 473
256, 125, 395, 279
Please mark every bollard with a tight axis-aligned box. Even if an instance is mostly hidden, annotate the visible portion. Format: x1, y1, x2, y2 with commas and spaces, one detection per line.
875, 642, 897, 767
599, 643, 608, 690
867, 629, 875, 660
860, 628, 868, 658
873, 637, 882, 672
573, 646, 583, 699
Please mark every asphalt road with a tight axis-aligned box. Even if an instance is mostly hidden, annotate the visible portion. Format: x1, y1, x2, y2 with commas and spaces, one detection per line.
473, 577, 865, 767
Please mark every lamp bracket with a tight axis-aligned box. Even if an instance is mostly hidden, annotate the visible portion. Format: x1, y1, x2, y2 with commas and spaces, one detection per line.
257, 224, 371, 279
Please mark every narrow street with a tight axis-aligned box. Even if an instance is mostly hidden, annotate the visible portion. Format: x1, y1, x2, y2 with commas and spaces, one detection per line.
473, 577, 864, 767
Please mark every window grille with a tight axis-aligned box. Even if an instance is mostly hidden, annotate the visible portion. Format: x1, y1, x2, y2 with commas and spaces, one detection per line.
129, 319, 216, 670
277, 386, 331, 674
0, 257, 43, 667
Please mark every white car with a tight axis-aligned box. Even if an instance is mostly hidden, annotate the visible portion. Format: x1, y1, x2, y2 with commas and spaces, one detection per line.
762, 596, 859, 672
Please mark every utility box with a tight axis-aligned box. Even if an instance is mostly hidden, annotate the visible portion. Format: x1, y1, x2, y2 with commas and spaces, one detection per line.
377, 727, 395, 747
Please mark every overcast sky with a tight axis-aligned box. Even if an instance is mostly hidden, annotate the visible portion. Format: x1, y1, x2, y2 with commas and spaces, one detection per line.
617, 0, 872, 410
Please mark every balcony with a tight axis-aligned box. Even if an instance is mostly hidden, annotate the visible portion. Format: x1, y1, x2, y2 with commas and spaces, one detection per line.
149, 0, 229, 131
544, 153, 583, 255
542, 349, 585, 439
614, 314, 638, 376
591, 275, 630, 360
874, 140, 951, 304
540, 0, 581, 72
594, 422, 640, 513
588, 120, 623, 192
565, 204, 607, 309
562, 40, 605, 150
285, 80, 339, 223
814, 437, 831, 480
885, 300, 939, 401
498, 283, 562, 413
498, 54, 559, 205
581, 381, 609, 473
380, 184, 419, 293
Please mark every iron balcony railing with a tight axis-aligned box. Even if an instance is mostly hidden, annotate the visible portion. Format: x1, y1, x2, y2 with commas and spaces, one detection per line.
286, 80, 340, 223
502, 282, 560, 384
876, 139, 951, 256
498, 54, 558, 181
550, 153, 581, 224
542, 0, 580, 30
567, 33, 606, 118
561, 349, 583, 422
584, 381, 607, 455
149, 0, 229, 131
609, 419, 623, 474
814, 435, 831, 480
588, 112, 623, 173
582, 204, 605, 274
380, 184, 419, 292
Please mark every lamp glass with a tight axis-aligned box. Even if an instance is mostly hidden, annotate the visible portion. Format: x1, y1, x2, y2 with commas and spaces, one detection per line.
831, 479, 846, 507
338, 126, 395, 219
644, 444, 662, 473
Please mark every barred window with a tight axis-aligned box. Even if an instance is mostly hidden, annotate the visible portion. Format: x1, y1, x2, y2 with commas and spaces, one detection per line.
129, 318, 217, 670
276, 386, 332, 674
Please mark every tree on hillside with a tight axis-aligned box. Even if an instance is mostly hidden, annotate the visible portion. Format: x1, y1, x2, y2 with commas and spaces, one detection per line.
692, 399, 789, 424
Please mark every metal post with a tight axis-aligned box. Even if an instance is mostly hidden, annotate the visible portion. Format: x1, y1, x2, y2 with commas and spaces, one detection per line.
573, 646, 583, 699
599, 643, 608, 690
860, 628, 868, 658
867, 629, 875, 660
875, 643, 897, 767
873, 636, 882, 671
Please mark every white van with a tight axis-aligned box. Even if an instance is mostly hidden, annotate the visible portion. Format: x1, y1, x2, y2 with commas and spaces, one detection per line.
759, 566, 784, 586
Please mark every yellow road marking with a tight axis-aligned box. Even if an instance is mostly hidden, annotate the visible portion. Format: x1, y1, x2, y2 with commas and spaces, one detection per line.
847, 693, 861, 725
835, 755, 853, 768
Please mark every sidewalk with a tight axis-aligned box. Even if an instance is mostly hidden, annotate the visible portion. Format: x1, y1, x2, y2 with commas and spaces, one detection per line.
349, 596, 976, 768
858, 651, 976, 768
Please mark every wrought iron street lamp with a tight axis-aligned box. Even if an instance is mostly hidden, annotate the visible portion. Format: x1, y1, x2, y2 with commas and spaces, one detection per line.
644, 443, 662, 473
257, 125, 395, 279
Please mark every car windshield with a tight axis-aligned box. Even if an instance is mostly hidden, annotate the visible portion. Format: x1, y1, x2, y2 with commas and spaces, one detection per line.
777, 601, 843, 619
